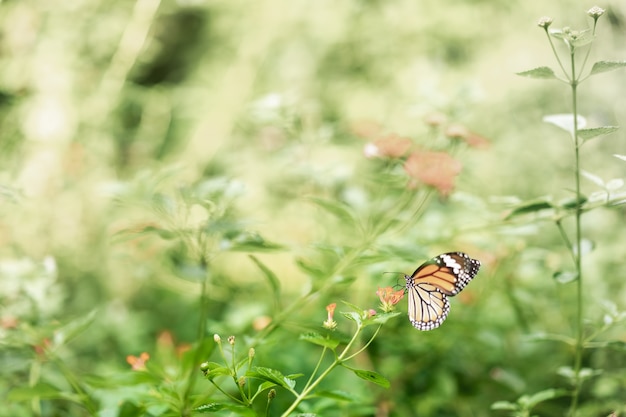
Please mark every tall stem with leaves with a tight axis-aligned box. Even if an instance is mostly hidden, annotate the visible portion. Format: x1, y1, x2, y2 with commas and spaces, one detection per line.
515, 8, 626, 416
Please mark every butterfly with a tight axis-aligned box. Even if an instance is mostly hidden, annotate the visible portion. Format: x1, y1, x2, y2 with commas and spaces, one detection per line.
405, 252, 480, 331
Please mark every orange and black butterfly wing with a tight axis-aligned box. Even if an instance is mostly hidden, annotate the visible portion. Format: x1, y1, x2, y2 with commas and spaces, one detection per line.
409, 252, 480, 296
406, 282, 450, 331
405, 252, 480, 331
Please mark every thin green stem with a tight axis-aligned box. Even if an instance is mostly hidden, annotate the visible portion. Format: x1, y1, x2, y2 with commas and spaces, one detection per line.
567, 45, 584, 417
343, 325, 382, 361
555, 220, 576, 264
544, 28, 570, 82
280, 323, 366, 417
303, 346, 328, 391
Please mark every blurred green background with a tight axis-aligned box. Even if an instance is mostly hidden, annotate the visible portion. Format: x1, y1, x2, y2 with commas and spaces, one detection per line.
1, 0, 626, 416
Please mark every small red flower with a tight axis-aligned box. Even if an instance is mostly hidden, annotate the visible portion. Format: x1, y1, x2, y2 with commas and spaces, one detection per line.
377, 287, 405, 312
404, 150, 462, 196
323, 303, 338, 330
127, 352, 150, 371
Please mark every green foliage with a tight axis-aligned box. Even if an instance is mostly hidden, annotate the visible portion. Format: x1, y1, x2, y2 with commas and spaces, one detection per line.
1, 1, 626, 417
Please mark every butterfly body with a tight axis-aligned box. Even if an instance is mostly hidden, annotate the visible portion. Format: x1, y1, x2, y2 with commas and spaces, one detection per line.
405, 252, 480, 331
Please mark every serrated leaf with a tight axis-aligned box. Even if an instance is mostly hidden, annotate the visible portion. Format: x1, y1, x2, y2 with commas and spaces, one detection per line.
299, 332, 340, 349
314, 390, 355, 402
248, 367, 297, 391
590, 60, 626, 75
517, 66, 557, 79
553, 271, 578, 284
578, 126, 619, 142
350, 369, 390, 388
248, 255, 280, 303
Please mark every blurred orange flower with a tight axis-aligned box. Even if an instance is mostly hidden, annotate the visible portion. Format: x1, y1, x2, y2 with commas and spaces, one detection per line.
323, 303, 337, 330
445, 123, 490, 149
127, 352, 150, 371
404, 151, 462, 196
377, 287, 405, 312
364, 134, 413, 159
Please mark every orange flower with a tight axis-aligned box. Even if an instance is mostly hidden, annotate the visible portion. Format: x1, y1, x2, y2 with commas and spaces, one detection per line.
377, 287, 405, 312
323, 303, 337, 330
404, 150, 462, 196
364, 134, 413, 159
445, 124, 490, 149
127, 352, 150, 371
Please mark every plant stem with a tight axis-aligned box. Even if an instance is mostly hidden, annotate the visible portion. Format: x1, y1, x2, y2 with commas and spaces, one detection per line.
568, 46, 584, 417
280, 323, 366, 417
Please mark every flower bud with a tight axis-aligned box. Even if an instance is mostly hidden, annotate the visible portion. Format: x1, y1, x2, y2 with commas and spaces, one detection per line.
537, 16, 553, 29
587, 6, 605, 20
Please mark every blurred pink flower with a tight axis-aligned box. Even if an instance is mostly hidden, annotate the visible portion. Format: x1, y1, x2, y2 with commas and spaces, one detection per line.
404, 150, 462, 196
364, 134, 413, 159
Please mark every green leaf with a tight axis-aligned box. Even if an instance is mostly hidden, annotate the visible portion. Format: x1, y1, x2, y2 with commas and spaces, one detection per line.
605, 341, 626, 351
313, 390, 355, 402
504, 200, 553, 219
8, 384, 57, 401
341, 311, 362, 325
491, 401, 518, 411
299, 332, 340, 349
228, 233, 284, 252
248, 255, 280, 302
53, 309, 97, 347
195, 403, 256, 416
590, 60, 626, 75
553, 271, 578, 284
349, 368, 390, 388
517, 66, 557, 79
295, 257, 326, 279
341, 300, 365, 313
578, 126, 619, 142
307, 197, 357, 226
255, 380, 278, 395
203, 362, 232, 380
559, 195, 587, 210
543, 114, 586, 135
525, 389, 569, 407
370, 311, 402, 325
247, 367, 297, 391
